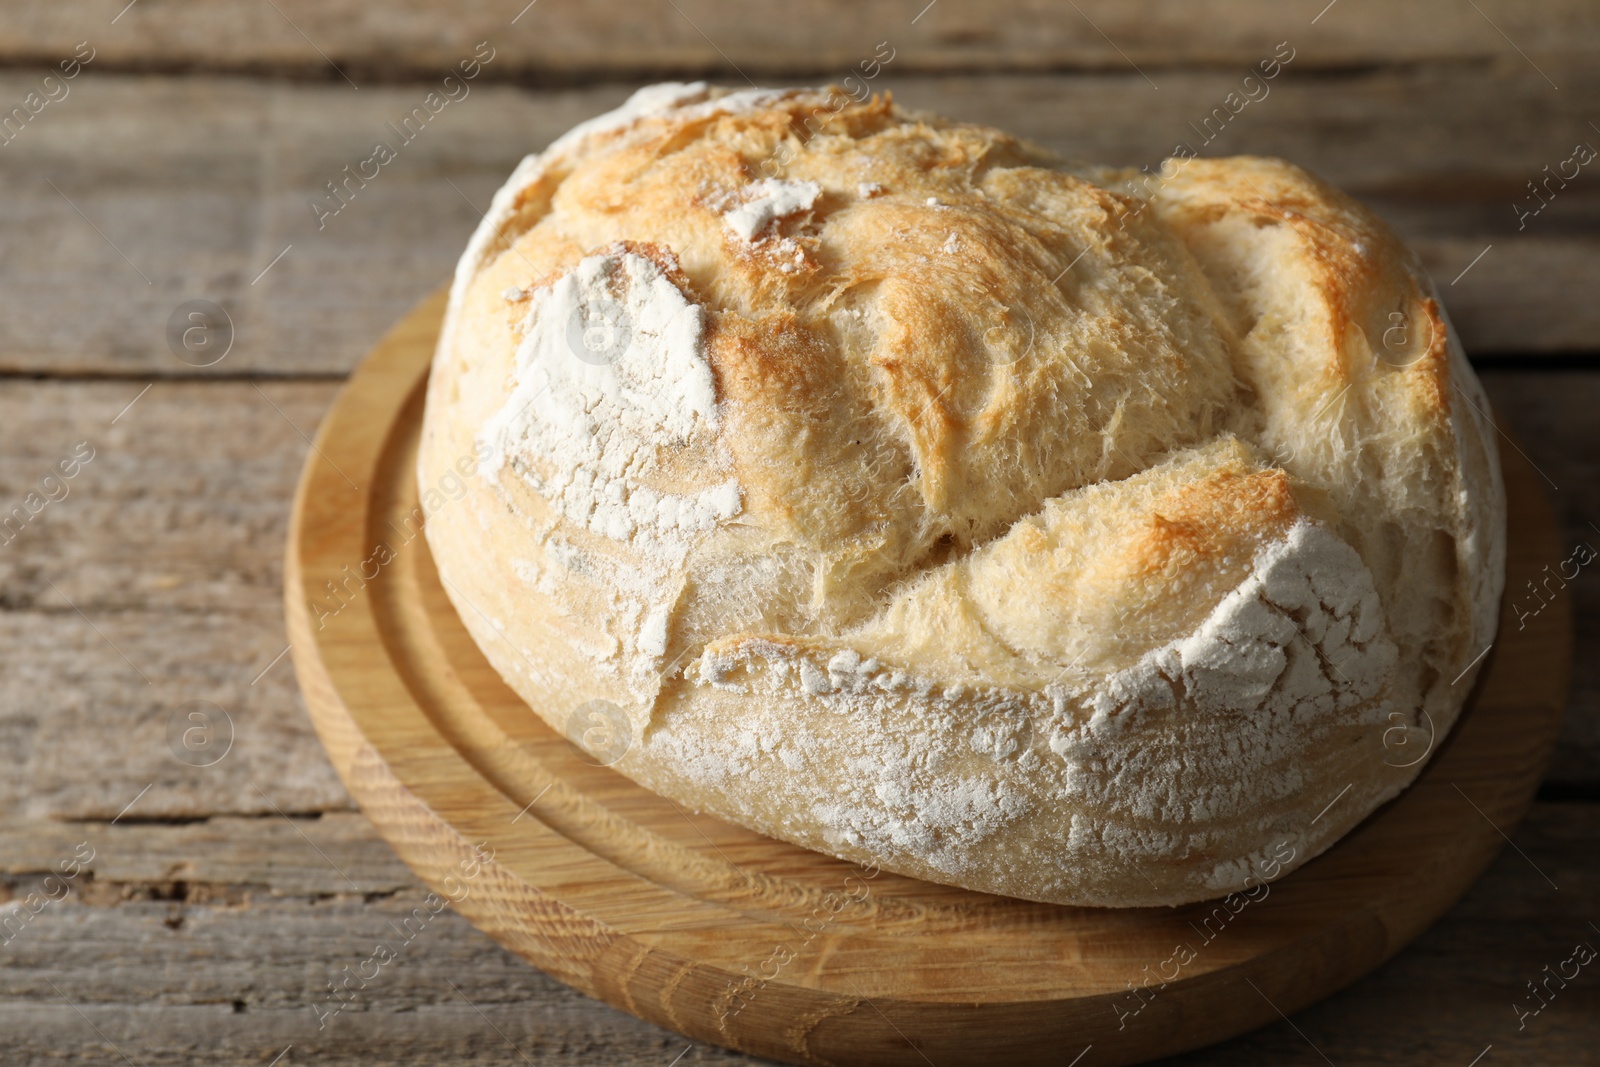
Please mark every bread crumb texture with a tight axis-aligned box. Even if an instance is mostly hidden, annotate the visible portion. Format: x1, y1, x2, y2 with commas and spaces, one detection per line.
420, 84, 1506, 906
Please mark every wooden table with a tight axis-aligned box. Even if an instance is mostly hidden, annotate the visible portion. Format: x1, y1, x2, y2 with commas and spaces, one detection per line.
1, 3, 1595, 1064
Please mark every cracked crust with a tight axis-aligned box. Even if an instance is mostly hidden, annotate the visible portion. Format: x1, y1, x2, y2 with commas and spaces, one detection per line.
419, 84, 1506, 906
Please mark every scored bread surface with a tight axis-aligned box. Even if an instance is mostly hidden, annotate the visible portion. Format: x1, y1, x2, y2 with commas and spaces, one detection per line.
418, 83, 1505, 907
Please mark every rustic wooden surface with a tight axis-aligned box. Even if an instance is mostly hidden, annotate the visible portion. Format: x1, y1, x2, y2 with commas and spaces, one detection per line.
1, 1, 1596, 1064
5, 63, 1599, 376
4, 0, 1598, 79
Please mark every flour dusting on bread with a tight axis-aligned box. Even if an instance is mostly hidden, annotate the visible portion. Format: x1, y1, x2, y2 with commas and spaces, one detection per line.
722, 178, 823, 241
1083, 520, 1396, 737
478, 246, 739, 548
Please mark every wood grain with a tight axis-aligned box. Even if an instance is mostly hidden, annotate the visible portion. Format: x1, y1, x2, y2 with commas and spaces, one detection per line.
280, 289, 1569, 1066
0, 813, 415, 897
0, 66, 1595, 377
1, 0, 1594, 80
0, 369, 1595, 832
0, 377, 352, 822
2, 803, 1594, 1066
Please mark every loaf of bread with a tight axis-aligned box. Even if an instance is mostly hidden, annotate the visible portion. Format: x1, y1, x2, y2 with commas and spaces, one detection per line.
418, 83, 1504, 907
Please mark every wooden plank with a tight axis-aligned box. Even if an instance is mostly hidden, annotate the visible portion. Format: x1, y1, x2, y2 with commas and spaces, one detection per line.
0, 379, 1595, 824
0, 0, 1594, 79
0, 813, 415, 898
0, 803, 1592, 1065
0, 66, 1595, 376
0, 890, 718, 1066
0, 75, 586, 378
0, 380, 352, 822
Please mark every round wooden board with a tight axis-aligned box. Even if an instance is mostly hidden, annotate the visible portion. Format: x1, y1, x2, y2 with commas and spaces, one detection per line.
286, 287, 1571, 1067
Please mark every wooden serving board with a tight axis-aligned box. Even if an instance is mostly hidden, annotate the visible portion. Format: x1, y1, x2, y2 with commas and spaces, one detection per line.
286, 287, 1571, 1067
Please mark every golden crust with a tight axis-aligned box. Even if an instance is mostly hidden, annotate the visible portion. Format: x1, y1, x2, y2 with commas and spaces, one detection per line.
420, 84, 1505, 906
